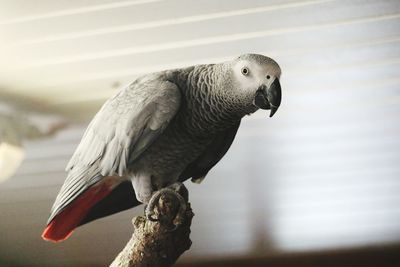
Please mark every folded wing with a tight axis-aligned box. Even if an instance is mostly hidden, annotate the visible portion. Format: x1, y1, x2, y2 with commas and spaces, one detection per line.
43, 75, 181, 241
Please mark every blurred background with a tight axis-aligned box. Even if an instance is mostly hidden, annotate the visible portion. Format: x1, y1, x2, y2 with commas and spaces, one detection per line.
1, 0, 400, 266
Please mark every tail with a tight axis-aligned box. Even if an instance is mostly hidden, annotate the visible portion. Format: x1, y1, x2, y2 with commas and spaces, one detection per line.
42, 182, 114, 242
42, 180, 139, 242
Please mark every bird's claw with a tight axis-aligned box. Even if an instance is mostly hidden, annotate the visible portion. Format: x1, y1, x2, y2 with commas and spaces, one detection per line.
147, 212, 159, 222
145, 182, 187, 230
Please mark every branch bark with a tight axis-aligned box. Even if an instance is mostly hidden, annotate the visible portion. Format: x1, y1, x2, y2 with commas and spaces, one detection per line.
110, 184, 194, 267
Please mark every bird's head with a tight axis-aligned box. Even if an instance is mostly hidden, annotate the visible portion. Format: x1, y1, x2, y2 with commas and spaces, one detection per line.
230, 54, 282, 117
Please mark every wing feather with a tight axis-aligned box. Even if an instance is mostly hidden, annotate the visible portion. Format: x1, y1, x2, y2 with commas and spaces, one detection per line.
47, 74, 181, 224
67, 75, 181, 175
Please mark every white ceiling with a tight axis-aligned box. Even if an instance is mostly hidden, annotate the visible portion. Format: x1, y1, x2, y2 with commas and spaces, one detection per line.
1, 0, 399, 119
0, 0, 400, 266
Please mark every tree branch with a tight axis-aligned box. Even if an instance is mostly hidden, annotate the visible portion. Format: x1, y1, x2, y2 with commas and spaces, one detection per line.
110, 184, 194, 267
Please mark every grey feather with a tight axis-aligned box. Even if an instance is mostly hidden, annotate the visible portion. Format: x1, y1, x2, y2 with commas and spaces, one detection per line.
66, 74, 181, 176
179, 121, 241, 183
48, 73, 181, 223
47, 164, 102, 224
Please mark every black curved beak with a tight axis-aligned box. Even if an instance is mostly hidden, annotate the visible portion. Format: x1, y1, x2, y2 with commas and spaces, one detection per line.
254, 79, 282, 117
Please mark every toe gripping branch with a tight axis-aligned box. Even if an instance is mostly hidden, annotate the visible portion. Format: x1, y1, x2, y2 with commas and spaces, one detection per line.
110, 182, 193, 267
145, 182, 189, 231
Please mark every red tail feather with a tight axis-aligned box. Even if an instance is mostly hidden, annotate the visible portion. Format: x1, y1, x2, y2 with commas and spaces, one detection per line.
42, 183, 113, 242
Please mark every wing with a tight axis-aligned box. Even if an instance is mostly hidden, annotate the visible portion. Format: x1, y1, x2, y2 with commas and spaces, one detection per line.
47, 74, 181, 224
179, 121, 241, 183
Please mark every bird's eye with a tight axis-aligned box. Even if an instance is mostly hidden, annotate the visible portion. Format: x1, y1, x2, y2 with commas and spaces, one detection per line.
241, 67, 249, 76
266, 75, 271, 79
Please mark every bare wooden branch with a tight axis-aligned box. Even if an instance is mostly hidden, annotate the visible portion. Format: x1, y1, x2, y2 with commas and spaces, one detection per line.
110, 184, 194, 267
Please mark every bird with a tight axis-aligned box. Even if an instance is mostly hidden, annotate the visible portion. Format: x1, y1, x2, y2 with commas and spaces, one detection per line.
42, 53, 282, 242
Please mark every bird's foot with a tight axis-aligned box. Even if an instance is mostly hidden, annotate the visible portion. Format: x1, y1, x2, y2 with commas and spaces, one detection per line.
145, 182, 188, 231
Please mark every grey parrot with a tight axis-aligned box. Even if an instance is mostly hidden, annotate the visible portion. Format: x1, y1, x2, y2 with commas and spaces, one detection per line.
42, 54, 282, 242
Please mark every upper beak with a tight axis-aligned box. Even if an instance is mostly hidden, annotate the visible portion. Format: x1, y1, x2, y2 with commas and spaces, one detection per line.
254, 78, 282, 117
